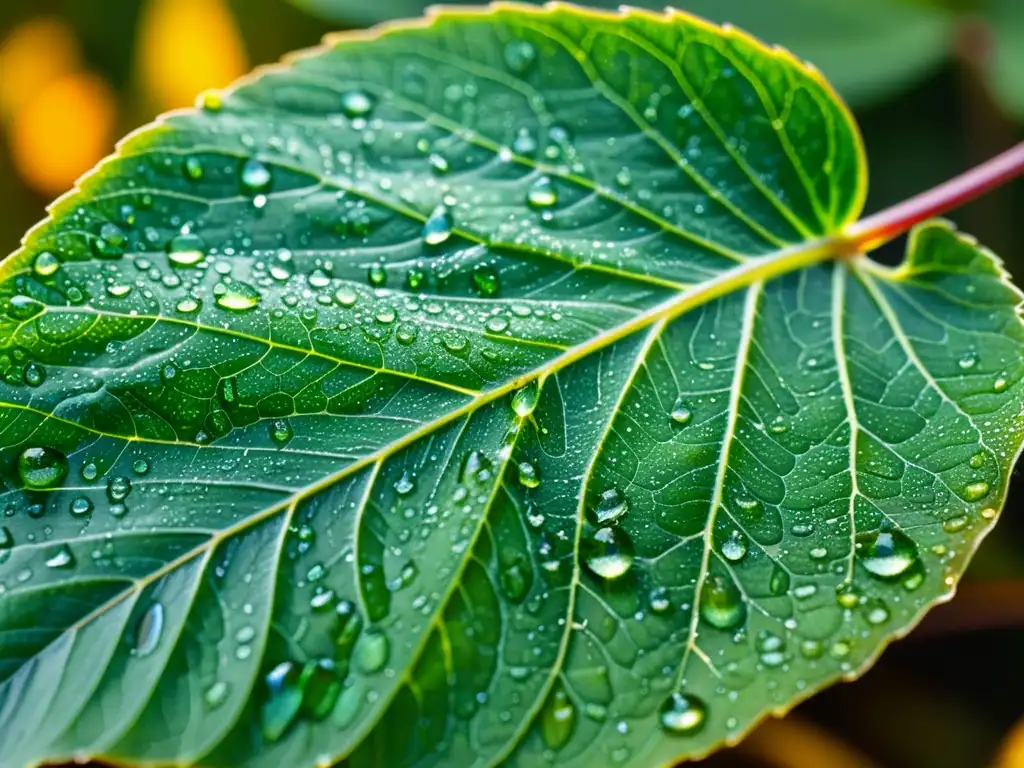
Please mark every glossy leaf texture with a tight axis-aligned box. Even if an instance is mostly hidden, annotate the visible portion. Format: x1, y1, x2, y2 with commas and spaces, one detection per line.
0, 5, 1022, 768
292, 0, 954, 107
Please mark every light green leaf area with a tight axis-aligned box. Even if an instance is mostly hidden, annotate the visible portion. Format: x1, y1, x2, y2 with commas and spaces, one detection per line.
0, 5, 1021, 768
292, 0, 953, 107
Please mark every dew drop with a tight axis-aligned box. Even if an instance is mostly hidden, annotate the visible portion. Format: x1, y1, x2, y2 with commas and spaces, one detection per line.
856, 527, 919, 579
135, 602, 164, 657
422, 205, 453, 246
540, 686, 576, 750
517, 461, 541, 489
394, 470, 416, 496
511, 381, 540, 417
205, 681, 229, 709
720, 529, 748, 562
107, 475, 132, 502
582, 526, 634, 580
270, 420, 293, 446
33, 251, 60, 277
660, 692, 706, 735
70, 497, 93, 517
240, 159, 272, 194
964, 481, 990, 502
527, 176, 558, 209
261, 662, 302, 742
503, 39, 537, 74
354, 629, 390, 673
299, 658, 342, 720
24, 362, 45, 387
699, 573, 746, 629
215, 281, 261, 312
18, 446, 68, 489
592, 488, 629, 525
471, 264, 500, 297
670, 395, 692, 425
768, 565, 791, 596
341, 89, 374, 118
46, 544, 75, 569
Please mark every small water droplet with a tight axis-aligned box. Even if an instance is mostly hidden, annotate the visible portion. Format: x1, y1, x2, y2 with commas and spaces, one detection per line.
958, 352, 978, 370
204, 681, 229, 709
720, 529, 748, 562
394, 470, 415, 496
24, 362, 45, 387
768, 565, 790, 596
270, 420, 293, 446
471, 264, 500, 297
70, 497, 93, 517
46, 544, 75, 569
261, 662, 302, 742
107, 475, 132, 502
517, 461, 540, 488
341, 90, 374, 118
503, 39, 537, 74
660, 692, 706, 735
670, 395, 692, 425
354, 629, 390, 673
527, 176, 558, 208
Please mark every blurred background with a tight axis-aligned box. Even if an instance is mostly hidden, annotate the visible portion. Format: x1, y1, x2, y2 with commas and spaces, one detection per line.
0, 1, 1020, 767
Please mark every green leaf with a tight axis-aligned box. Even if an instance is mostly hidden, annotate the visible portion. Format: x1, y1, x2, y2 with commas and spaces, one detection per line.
0, 5, 1021, 768
291, 0, 954, 107
990, 0, 1024, 120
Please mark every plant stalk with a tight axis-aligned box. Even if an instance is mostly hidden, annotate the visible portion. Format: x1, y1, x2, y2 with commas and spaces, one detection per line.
844, 141, 1024, 252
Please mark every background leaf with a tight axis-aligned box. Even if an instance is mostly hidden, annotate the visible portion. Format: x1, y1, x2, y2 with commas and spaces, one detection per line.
0, 5, 1021, 768
291, 0, 955, 107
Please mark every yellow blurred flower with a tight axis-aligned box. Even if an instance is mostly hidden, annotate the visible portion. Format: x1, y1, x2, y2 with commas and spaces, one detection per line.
135, 0, 248, 112
0, 16, 81, 120
9, 72, 117, 197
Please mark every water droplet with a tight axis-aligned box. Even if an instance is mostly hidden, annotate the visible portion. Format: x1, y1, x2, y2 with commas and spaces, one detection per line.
422, 205, 453, 246
471, 264, 500, 297
166, 234, 207, 267
354, 629, 389, 673
969, 452, 985, 469
660, 692, 706, 735
261, 662, 302, 742
670, 395, 692, 425
270, 420, 293, 446
768, 565, 790, 596
503, 39, 537, 74
396, 323, 418, 345
856, 527, 919, 579
582, 526, 634, 580
517, 461, 540, 488
132, 458, 149, 475
720, 529, 748, 562
205, 681, 229, 709
485, 316, 509, 334
756, 631, 787, 667
241, 159, 272, 194
511, 381, 540, 417
18, 447, 68, 489
24, 362, 45, 387
176, 297, 200, 313
0, 527, 13, 550
527, 176, 558, 208
592, 488, 629, 525
943, 514, 969, 533
215, 281, 261, 311
500, 556, 531, 603
835, 583, 859, 608
70, 497, 93, 517
33, 251, 60, 277
864, 600, 890, 625
649, 586, 671, 613
184, 155, 204, 180
540, 686, 576, 749
964, 481, 990, 502
81, 462, 99, 482
442, 331, 468, 355
107, 475, 132, 502
299, 658, 342, 720
135, 602, 164, 657
699, 573, 746, 629
394, 470, 415, 496
993, 376, 1008, 393
341, 89, 374, 118
958, 352, 978, 370
367, 264, 387, 288
46, 544, 75, 569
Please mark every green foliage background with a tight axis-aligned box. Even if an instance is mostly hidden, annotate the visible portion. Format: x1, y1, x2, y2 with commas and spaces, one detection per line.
0, 1, 1021, 767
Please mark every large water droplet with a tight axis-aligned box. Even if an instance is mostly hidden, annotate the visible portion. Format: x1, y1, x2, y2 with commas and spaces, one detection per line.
261, 661, 302, 742
720, 529, 748, 562
33, 251, 60, 277
135, 602, 164, 657
46, 544, 75, 569
511, 381, 540, 418
582, 526, 634, 580
699, 573, 746, 629
299, 659, 342, 720
540, 687, 576, 750
215, 281, 262, 312
422, 205, 453, 246
167, 233, 207, 267
964, 481, 990, 502
341, 89, 374, 118
660, 692, 706, 735
241, 159, 272, 194
18, 446, 68, 489
670, 395, 692, 425
592, 488, 629, 525
354, 629, 389, 673
856, 527, 919, 579
527, 176, 558, 208
107, 475, 132, 502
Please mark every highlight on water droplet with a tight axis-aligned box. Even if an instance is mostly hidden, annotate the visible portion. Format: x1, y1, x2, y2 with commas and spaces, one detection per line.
46, 544, 75, 569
